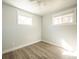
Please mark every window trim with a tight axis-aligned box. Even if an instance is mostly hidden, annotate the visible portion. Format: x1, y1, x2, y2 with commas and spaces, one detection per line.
17, 14, 32, 25
52, 12, 74, 25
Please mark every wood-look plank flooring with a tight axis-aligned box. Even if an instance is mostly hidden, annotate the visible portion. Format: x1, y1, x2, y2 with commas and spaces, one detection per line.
3, 41, 76, 59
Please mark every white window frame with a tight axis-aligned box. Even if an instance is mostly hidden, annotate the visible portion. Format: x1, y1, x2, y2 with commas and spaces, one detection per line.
18, 15, 32, 25
52, 13, 74, 25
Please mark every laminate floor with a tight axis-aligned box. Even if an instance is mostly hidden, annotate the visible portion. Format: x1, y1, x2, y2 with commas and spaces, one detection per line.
3, 41, 76, 59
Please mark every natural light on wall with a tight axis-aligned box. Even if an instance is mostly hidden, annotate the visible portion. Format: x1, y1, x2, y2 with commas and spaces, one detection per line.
61, 40, 77, 56
18, 15, 32, 25
52, 13, 74, 25
61, 40, 73, 51
62, 50, 77, 56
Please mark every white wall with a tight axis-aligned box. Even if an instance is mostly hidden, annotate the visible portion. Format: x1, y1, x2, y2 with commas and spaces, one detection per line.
2, 3, 41, 53
42, 7, 77, 52
2, 3, 77, 54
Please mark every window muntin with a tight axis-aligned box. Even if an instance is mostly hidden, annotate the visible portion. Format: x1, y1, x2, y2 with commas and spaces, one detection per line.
52, 13, 74, 25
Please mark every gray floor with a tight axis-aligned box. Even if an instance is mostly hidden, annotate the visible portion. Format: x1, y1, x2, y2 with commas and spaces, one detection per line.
3, 41, 76, 59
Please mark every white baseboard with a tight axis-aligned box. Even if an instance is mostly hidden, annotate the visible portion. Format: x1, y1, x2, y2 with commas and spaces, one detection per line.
42, 40, 63, 49
3, 40, 41, 54
42, 40, 74, 52
3, 40, 73, 54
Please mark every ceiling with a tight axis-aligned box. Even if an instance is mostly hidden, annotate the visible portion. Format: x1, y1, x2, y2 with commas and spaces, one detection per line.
3, 0, 77, 16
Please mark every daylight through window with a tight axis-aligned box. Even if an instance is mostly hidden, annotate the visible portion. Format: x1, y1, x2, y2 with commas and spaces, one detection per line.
52, 13, 74, 25
18, 15, 32, 25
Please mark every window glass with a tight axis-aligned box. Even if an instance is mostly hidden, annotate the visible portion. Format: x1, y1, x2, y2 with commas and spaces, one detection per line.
18, 15, 32, 25
52, 13, 74, 25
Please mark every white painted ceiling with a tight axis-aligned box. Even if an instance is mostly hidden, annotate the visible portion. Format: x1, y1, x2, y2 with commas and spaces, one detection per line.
3, 0, 76, 16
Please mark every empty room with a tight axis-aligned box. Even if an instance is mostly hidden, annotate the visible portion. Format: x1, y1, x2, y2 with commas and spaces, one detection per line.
2, 0, 77, 59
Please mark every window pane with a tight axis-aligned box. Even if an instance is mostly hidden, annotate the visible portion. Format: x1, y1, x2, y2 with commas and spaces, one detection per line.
18, 15, 32, 25
52, 13, 73, 25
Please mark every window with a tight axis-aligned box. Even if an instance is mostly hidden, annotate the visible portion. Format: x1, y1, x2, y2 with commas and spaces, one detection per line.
52, 13, 74, 25
18, 15, 32, 25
